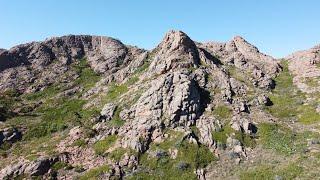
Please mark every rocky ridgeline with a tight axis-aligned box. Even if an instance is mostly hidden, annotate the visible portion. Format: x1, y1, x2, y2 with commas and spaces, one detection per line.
0, 30, 296, 179
0, 35, 147, 93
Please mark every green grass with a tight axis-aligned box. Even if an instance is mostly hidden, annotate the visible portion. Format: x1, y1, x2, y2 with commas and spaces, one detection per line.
72, 139, 87, 147
24, 98, 88, 139
12, 135, 62, 158
93, 135, 117, 156
303, 77, 320, 87
0, 90, 21, 121
23, 85, 62, 101
20, 58, 101, 139
212, 125, 256, 148
104, 83, 128, 101
131, 130, 216, 179
133, 60, 151, 74
23, 119, 67, 140
266, 60, 320, 124
135, 141, 215, 180
212, 125, 234, 144
240, 163, 303, 180
212, 104, 232, 119
79, 165, 110, 180
108, 106, 125, 127
258, 123, 297, 155
73, 58, 101, 91
108, 148, 137, 162
52, 161, 72, 171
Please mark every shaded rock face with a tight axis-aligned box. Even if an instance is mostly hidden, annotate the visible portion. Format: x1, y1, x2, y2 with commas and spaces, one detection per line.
119, 70, 206, 152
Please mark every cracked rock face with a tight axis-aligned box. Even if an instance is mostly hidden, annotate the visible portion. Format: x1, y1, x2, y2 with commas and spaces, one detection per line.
119, 70, 204, 152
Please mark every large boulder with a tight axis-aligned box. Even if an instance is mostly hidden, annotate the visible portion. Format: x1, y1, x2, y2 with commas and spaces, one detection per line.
0, 127, 22, 146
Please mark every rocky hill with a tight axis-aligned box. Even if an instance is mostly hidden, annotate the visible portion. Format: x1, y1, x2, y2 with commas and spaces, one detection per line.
0, 30, 320, 179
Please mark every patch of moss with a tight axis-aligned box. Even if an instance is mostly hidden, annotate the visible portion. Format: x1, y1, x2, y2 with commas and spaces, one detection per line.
133, 61, 151, 75
72, 139, 87, 147
190, 126, 200, 137
149, 130, 184, 151
79, 165, 110, 180
212, 104, 232, 119
52, 161, 72, 171
234, 131, 256, 148
93, 135, 117, 156
108, 148, 137, 162
104, 83, 128, 102
0, 90, 21, 121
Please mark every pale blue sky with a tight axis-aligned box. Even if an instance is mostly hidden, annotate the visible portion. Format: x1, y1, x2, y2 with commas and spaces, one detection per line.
1, 0, 319, 58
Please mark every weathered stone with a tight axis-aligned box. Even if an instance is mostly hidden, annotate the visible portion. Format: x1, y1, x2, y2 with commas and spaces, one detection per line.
0, 127, 22, 146
100, 103, 116, 122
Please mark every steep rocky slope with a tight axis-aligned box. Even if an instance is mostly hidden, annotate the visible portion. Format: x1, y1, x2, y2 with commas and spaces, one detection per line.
0, 31, 320, 180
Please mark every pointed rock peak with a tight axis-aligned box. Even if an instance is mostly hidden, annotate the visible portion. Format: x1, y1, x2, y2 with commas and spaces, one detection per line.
231, 36, 253, 47
226, 35, 259, 53
150, 30, 200, 74
157, 30, 196, 52
232, 35, 246, 42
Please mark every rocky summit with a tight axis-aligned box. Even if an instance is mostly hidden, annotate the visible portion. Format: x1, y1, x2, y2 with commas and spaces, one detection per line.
0, 30, 320, 179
